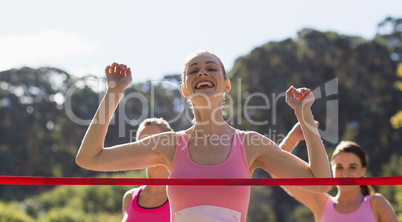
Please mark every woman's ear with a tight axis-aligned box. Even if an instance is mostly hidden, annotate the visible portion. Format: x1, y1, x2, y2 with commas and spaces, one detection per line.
181, 84, 189, 98
224, 79, 231, 93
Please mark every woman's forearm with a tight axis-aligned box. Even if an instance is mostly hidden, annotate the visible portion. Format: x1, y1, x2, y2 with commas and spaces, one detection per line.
295, 108, 331, 180
279, 131, 300, 152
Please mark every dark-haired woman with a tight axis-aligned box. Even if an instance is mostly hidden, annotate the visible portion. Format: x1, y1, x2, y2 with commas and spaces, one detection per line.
280, 123, 398, 222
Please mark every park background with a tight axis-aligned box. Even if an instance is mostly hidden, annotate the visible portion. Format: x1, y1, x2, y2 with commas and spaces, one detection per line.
0, 1, 401, 221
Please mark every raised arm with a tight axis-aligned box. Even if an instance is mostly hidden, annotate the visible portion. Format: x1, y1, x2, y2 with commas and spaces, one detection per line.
278, 121, 329, 219
247, 86, 331, 193
279, 121, 319, 152
279, 122, 304, 152
286, 87, 330, 180
75, 63, 174, 171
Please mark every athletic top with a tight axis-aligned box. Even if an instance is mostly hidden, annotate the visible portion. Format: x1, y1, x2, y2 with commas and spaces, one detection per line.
167, 130, 251, 222
320, 196, 376, 222
122, 185, 170, 222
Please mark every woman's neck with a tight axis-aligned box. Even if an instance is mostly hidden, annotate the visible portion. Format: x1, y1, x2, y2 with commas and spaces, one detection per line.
144, 167, 169, 194
336, 186, 364, 203
192, 106, 227, 130
142, 184, 166, 194
190, 119, 232, 135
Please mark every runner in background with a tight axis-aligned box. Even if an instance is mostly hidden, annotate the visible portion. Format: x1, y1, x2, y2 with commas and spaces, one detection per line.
122, 118, 172, 222
280, 122, 398, 222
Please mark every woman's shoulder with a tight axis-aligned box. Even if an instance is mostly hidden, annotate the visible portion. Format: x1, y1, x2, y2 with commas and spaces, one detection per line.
368, 193, 399, 221
123, 187, 142, 200
368, 193, 389, 205
241, 130, 270, 140
368, 192, 395, 212
242, 130, 277, 149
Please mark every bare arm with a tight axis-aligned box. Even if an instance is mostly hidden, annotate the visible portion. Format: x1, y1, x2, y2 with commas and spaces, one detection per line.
247, 132, 330, 193
276, 120, 329, 218
287, 87, 330, 182
280, 182, 328, 220
76, 63, 174, 171
279, 122, 304, 152
279, 121, 319, 152
122, 188, 136, 214
371, 194, 399, 222
248, 87, 331, 193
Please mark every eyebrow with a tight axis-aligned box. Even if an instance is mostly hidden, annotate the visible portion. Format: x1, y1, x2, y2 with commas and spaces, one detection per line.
335, 163, 359, 166
188, 61, 219, 68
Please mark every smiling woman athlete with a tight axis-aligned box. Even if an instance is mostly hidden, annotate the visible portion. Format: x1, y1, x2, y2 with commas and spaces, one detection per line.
76, 50, 331, 222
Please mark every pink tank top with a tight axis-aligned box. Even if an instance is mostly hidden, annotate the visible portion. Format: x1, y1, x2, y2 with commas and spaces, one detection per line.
167, 130, 251, 222
122, 186, 170, 222
320, 196, 376, 222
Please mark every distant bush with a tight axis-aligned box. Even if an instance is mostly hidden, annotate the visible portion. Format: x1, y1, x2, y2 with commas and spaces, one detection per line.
291, 205, 314, 222
7, 171, 145, 221
0, 201, 34, 222
40, 207, 88, 222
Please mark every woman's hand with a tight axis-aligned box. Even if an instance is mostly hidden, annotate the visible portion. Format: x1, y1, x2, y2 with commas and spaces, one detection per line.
285, 86, 315, 112
105, 62, 133, 91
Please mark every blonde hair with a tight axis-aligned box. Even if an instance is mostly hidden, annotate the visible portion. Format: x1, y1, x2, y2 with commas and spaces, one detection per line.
136, 118, 173, 141
181, 50, 227, 83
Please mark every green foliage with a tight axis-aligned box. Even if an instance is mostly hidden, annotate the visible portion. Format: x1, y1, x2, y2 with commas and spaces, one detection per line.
391, 110, 402, 129
247, 186, 276, 222
40, 208, 88, 222
80, 185, 130, 213
396, 185, 402, 221
377, 18, 402, 130
228, 17, 402, 220
0, 171, 144, 222
0, 201, 34, 222
378, 154, 402, 217
291, 205, 314, 222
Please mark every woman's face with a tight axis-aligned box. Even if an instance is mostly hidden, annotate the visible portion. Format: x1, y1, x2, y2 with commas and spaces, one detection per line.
331, 152, 366, 178
181, 53, 230, 99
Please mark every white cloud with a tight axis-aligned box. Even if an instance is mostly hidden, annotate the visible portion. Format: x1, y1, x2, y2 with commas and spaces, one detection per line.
0, 29, 97, 71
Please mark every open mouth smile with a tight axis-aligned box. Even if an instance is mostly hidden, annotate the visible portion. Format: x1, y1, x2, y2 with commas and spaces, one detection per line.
195, 80, 215, 90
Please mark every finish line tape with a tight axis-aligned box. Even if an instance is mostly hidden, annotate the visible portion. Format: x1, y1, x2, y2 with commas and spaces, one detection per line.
0, 176, 401, 186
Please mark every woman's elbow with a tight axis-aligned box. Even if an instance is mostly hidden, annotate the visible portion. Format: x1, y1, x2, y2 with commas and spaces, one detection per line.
75, 146, 102, 169
75, 154, 87, 168
75, 152, 93, 169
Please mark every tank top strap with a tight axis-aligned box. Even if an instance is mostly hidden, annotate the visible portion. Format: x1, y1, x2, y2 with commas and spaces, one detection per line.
361, 195, 371, 207
232, 130, 244, 149
175, 131, 188, 151
131, 186, 143, 200
231, 130, 249, 173
171, 131, 188, 168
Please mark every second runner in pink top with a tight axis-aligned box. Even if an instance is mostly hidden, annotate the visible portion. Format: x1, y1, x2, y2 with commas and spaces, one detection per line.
320, 196, 376, 222
122, 185, 170, 222
167, 130, 251, 222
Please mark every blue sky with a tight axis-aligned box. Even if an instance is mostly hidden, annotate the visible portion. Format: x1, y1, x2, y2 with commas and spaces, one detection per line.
1, 0, 401, 82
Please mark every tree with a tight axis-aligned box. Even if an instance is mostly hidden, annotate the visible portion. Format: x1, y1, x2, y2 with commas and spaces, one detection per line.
228, 26, 402, 221
376, 17, 402, 130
